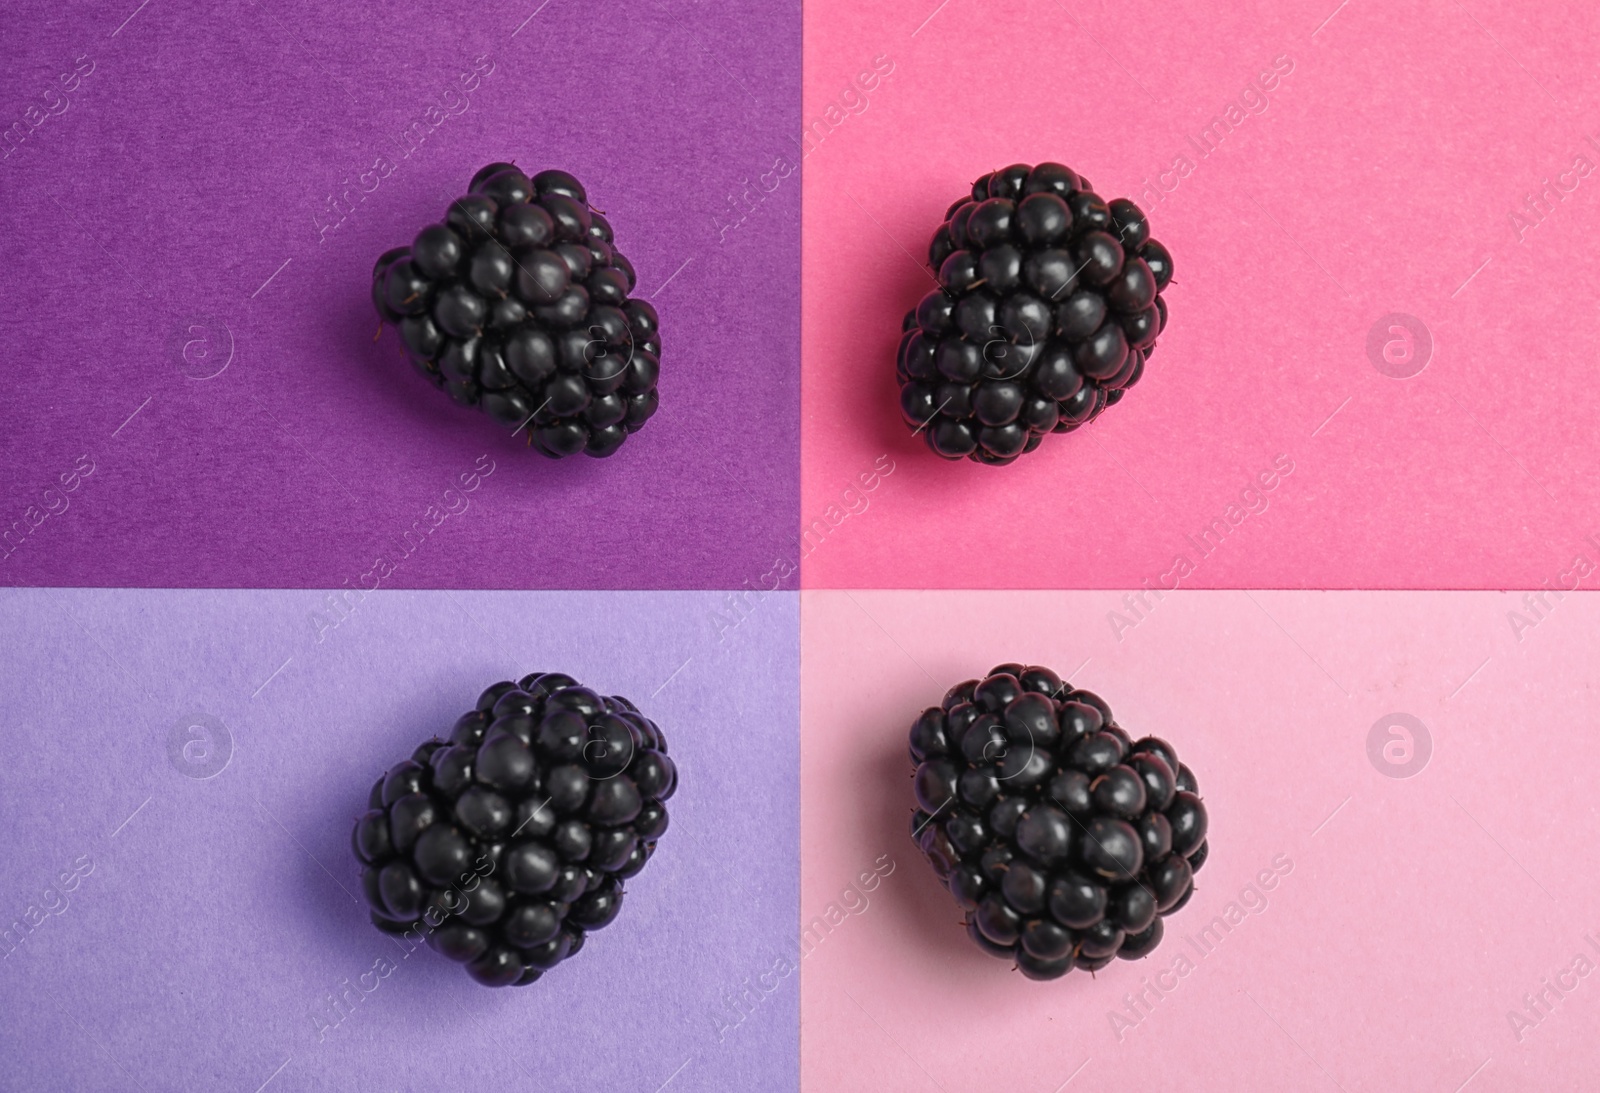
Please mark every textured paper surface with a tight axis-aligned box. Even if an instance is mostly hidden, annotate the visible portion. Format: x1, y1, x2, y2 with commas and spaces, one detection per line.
0, 0, 799, 588
800, 0, 1600, 588
802, 590, 1600, 1091
0, 589, 798, 1093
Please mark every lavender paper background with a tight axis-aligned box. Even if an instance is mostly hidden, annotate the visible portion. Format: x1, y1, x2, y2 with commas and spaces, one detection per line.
0, 0, 799, 588
0, 589, 798, 1092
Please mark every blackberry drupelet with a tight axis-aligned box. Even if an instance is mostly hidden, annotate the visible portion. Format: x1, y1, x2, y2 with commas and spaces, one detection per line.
353, 672, 678, 986
372, 164, 661, 458
897, 163, 1174, 465
909, 665, 1207, 980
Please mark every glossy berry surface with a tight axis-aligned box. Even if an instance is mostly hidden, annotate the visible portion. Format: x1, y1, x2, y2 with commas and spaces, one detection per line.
353, 672, 678, 987
372, 165, 661, 459
909, 665, 1207, 980
898, 163, 1174, 465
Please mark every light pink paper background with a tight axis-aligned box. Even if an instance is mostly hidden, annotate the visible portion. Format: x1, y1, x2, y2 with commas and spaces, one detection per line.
800, 0, 1600, 588
802, 590, 1600, 1091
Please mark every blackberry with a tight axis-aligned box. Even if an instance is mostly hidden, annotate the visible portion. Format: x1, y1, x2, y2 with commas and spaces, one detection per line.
897, 163, 1174, 465
353, 672, 678, 986
372, 165, 661, 458
909, 665, 1207, 980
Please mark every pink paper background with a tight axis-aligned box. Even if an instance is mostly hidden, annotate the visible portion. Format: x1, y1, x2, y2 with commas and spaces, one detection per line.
800, 0, 1600, 588
802, 590, 1600, 1091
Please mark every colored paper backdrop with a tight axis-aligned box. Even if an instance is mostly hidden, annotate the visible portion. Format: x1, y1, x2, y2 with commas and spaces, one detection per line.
0, 588, 798, 1092
803, 589, 1600, 1091
800, 0, 1600, 588
0, 0, 799, 588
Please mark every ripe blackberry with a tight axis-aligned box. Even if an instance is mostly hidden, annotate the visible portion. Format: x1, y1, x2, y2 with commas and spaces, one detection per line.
372, 165, 661, 458
353, 672, 678, 986
909, 665, 1207, 980
897, 163, 1174, 465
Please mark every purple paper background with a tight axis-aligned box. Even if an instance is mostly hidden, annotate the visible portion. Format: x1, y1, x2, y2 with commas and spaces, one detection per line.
0, 0, 799, 588
0, 589, 798, 1092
